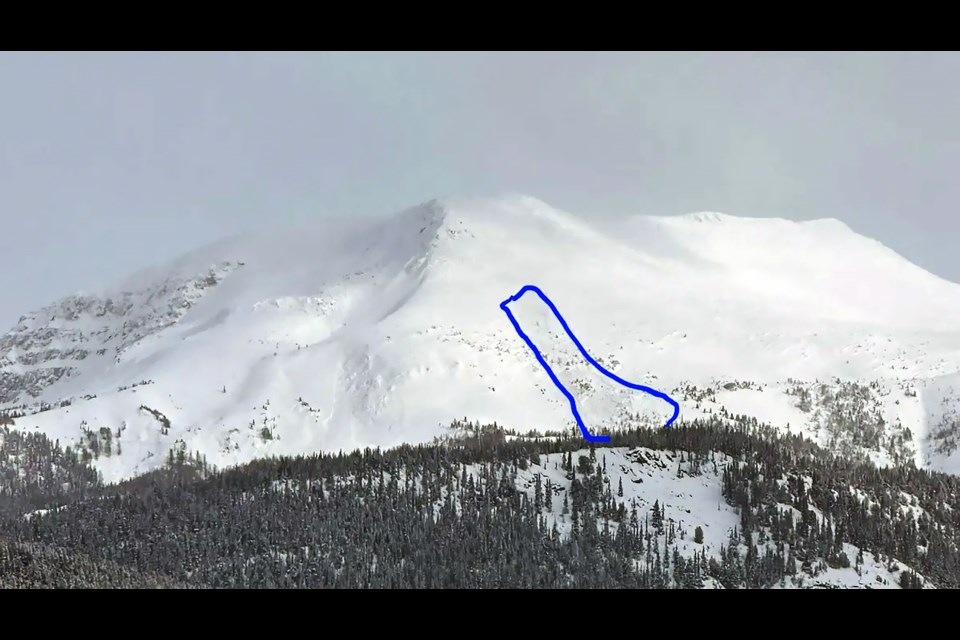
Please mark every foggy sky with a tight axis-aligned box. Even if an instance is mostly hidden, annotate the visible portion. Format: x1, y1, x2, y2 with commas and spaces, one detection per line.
1, 51, 958, 329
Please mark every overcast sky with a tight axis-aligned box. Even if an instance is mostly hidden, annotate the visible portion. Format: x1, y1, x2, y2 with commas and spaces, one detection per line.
1, 51, 958, 329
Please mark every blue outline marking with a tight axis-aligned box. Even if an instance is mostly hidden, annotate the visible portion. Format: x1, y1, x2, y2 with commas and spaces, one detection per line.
499, 285, 681, 442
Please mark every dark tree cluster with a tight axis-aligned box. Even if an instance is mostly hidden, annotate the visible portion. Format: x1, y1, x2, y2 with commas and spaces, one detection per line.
0, 538, 195, 588
0, 426, 101, 519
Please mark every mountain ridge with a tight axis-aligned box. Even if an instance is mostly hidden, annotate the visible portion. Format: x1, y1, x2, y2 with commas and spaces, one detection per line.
2, 194, 960, 483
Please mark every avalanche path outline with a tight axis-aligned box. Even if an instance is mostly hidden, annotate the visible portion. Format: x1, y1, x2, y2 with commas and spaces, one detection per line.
499, 284, 681, 442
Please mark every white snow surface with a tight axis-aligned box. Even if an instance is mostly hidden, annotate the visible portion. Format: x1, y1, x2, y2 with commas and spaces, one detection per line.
4, 194, 960, 483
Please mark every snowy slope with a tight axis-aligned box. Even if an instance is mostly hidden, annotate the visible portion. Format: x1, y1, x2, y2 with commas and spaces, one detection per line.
3, 194, 960, 483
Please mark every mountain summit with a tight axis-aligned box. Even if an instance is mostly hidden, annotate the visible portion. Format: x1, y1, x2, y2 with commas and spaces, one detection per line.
3, 195, 960, 482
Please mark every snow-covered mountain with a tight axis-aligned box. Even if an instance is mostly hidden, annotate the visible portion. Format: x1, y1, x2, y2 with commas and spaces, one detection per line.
3, 194, 960, 483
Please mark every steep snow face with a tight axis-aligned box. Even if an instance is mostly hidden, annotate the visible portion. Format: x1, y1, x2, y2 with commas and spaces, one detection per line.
3, 194, 960, 483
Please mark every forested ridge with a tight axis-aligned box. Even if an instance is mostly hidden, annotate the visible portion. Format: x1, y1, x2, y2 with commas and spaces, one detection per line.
1, 415, 958, 588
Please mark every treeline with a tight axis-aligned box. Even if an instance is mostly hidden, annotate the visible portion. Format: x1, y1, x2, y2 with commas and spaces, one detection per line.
0, 426, 102, 518
0, 417, 958, 588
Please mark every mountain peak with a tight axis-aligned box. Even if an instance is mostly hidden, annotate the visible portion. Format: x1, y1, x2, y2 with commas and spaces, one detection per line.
435, 193, 578, 223
436, 192, 550, 210
674, 210, 852, 232
5, 194, 960, 483
681, 211, 736, 223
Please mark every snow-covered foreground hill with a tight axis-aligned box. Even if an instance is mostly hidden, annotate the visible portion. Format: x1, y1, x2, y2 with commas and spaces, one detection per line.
3, 194, 960, 483
247, 440, 937, 588
505, 446, 928, 588
5, 419, 940, 588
